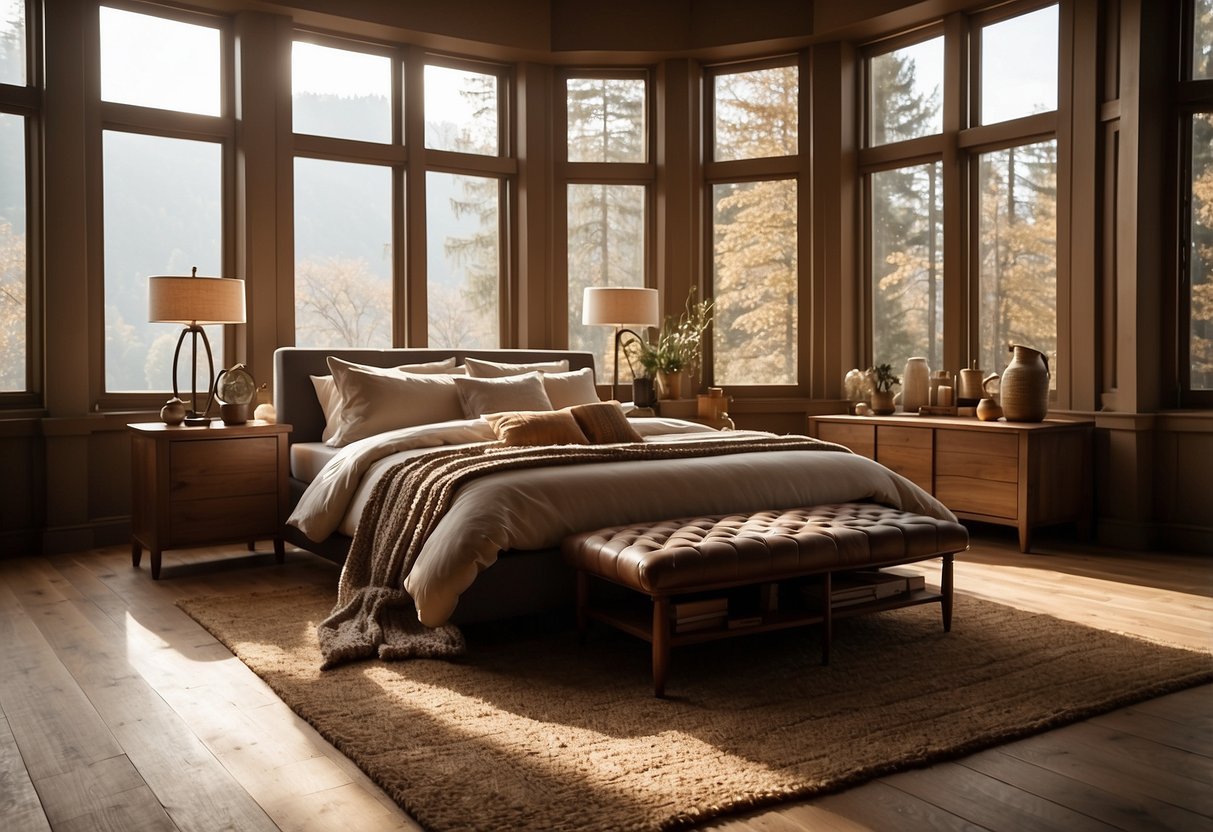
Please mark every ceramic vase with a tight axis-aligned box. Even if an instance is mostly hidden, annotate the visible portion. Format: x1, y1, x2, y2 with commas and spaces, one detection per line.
657, 369, 684, 400
160, 397, 186, 426
632, 377, 657, 408
1000, 344, 1050, 422
902, 357, 930, 413
870, 390, 895, 416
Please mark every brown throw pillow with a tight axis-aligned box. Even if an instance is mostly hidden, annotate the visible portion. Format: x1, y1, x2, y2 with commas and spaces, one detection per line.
568, 401, 643, 444
485, 410, 589, 447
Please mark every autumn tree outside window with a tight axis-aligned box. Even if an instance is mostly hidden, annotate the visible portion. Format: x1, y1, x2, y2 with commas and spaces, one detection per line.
707, 61, 799, 387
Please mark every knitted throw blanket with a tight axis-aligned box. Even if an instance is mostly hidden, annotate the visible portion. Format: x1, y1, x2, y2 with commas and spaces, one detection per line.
317, 434, 848, 669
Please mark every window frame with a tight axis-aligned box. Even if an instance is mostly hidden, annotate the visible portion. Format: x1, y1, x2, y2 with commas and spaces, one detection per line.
554, 66, 655, 383
0, 0, 41, 409
1170, 0, 1213, 407
93, 1, 234, 410
857, 1, 1067, 401
703, 53, 809, 396
285, 34, 516, 349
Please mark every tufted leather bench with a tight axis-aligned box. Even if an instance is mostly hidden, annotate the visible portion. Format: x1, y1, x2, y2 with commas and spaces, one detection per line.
562, 502, 969, 696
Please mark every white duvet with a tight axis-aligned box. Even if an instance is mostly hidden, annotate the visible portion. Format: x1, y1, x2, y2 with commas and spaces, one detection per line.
288, 418, 955, 626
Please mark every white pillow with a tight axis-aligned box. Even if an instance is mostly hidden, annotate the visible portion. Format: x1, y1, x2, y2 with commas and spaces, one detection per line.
462, 357, 570, 378
311, 357, 459, 443
454, 372, 554, 418
541, 367, 600, 409
325, 357, 464, 447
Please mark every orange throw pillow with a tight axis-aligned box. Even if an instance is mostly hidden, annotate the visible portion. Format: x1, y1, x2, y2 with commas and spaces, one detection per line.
485, 410, 589, 446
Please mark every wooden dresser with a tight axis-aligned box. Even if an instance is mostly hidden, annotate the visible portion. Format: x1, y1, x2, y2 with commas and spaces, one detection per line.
809, 414, 1094, 552
129, 420, 292, 578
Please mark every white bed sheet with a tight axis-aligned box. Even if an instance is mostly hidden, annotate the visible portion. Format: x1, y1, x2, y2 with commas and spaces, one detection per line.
290, 441, 341, 484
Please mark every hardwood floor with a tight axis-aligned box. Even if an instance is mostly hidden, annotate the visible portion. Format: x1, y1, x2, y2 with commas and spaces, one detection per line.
0, 531, 1209, 832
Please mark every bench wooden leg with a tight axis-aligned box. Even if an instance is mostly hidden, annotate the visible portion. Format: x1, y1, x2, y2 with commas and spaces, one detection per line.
575, 571, 589, 640
652, 595, 670, 698
821, 572, 832, 666
941, 553, 954, 632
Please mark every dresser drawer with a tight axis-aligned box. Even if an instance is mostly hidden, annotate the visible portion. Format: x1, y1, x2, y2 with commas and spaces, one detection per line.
875, 426, 932, 491
170, 437, 279, 500
936, 476, 1017, 519
816, 422, 875, 459
935, 430, 1018, 482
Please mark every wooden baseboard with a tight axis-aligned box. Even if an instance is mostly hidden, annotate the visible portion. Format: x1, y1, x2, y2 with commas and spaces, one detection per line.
1096, 517, 1213, 554
41, 518, 130, 556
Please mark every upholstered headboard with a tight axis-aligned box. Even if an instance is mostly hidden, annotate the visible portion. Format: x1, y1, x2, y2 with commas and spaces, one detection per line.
273, 347, 597, 446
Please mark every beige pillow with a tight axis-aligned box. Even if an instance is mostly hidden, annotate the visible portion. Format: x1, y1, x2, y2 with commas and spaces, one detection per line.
455, 372, 554, 418
311, 357, 459, 443
463, 357, 570, 378
485, 410, 589, 447
325, 357, 464, 447
541, 367, 600, 409
568, 400, 643, 444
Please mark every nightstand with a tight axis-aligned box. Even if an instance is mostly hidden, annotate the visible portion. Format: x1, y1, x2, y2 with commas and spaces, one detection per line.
128, 420, 292, 579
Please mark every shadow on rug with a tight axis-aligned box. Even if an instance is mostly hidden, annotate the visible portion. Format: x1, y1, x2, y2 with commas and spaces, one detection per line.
178, 587, 1212, 832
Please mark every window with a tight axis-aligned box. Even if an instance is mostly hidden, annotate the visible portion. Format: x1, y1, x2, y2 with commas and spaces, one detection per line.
1, 0, 25, 87
290, 41, 512, 349
567, 77, 645, 163
978, 5, 1058, 125
0, 112, 25, 392
294, 158, 392, 348
103, 132, 223, 392
562, 73, 650, 382
1, 0, 31, 397
712, 179, 798, 385
100, 6, 220, 116
292, 41, 391, 143
99, 6, 228, 396
426, 171, 499, 348
868, 37, 943, 145
976, 141, 1057, 378
425, 65, 499, 156
713, 65, 797, 161
708, 61, 799, 386
1178, 0, 1213, 402
871, 163, 943, 370
861, 4, 1060, 386
1187, 113, 1211, 391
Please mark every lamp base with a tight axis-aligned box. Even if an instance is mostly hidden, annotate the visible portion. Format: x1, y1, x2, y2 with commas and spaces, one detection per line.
183, 415, 213, 427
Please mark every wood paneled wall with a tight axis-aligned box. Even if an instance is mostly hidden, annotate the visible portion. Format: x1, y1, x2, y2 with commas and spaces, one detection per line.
0, 0, 1208, 558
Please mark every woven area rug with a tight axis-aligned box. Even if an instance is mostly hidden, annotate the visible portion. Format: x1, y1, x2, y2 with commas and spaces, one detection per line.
179, 585, 1212, 832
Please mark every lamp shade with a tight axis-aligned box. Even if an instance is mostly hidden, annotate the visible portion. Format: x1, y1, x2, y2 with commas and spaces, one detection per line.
582, 287, 659, 327
148, 274, 246, 325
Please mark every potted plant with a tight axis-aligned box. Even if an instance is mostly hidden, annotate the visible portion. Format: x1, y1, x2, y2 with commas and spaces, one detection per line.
623, 290, 713, 400
867, 363, 900, 415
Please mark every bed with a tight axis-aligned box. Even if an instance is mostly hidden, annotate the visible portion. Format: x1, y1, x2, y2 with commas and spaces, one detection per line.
274, 347, 957, 664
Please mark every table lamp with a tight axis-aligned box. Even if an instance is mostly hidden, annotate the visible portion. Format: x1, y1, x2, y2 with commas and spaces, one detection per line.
148, 267, 246, 426
582, 286, 659, 402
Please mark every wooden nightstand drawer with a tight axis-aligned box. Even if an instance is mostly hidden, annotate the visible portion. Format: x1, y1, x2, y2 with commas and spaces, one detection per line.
170, 493, 279, 543
170, 436, 279, 499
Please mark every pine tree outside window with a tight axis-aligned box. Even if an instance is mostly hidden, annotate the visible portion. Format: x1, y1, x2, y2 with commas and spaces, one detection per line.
561, 73, 650, 383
